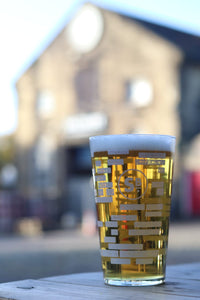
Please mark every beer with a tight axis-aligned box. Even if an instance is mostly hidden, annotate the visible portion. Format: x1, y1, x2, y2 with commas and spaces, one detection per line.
89, 134, 175, 286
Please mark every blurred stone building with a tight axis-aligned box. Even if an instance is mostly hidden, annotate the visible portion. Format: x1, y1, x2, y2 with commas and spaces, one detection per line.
15, 2, 200, 226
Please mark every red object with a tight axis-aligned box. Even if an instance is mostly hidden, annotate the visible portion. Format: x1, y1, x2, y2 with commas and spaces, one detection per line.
191, 172, 200, 215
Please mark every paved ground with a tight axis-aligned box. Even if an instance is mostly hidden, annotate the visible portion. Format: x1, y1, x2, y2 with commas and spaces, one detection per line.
0, 221, 199, 283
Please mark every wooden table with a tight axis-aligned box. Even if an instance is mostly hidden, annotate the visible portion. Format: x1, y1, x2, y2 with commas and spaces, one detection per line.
0, 263, 199, 299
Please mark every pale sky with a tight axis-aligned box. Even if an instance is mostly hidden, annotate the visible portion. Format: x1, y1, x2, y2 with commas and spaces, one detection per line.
0, 0, 200, 136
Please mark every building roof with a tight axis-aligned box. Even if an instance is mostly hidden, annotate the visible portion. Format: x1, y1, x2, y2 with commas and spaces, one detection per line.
16, 1, 200, 81
38, 1, 200, 63
123, 15, 200, 62
89, 0, 200, 37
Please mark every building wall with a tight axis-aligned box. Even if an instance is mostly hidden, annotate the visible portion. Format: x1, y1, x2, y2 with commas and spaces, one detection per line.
96, 11, 182, 136
15, 4, 182, 220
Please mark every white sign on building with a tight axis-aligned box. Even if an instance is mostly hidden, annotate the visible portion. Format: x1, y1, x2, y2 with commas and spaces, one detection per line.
63, 112, 108, 138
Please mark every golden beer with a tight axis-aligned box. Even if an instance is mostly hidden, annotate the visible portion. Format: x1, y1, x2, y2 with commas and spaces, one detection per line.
90, 134, 175, 286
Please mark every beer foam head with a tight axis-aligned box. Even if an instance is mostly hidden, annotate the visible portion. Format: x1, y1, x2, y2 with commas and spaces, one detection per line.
89, 134, 176, 157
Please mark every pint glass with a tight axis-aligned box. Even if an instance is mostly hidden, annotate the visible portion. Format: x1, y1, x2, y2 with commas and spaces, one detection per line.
89, 134, 175, 286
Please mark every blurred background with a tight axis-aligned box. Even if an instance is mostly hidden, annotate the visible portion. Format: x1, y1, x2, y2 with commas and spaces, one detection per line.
0, 0, 199, 283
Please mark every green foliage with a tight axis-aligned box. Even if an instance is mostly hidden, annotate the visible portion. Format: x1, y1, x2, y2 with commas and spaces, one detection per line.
0, 135, 15, 168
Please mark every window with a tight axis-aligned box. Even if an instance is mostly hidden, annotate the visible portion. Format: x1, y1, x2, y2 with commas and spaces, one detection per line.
67, 146, 92, 175
32, 136, 57, 188
74, 66, 98, 110
126, 78, 153, 108
36, 91, 55, 118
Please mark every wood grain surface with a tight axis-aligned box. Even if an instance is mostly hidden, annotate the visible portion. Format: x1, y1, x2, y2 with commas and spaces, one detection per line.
0, 263, 199, 299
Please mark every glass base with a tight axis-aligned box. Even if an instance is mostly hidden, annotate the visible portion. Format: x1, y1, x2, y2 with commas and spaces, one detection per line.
104, 278, 165, 286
